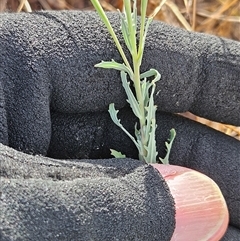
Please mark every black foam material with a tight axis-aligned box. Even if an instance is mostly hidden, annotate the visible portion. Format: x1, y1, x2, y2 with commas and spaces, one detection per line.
0, 144, 175, 241
220, 226, 240, 241
0, 11, 240, 154
48, 109, 240, 232
0, 10, 240, 240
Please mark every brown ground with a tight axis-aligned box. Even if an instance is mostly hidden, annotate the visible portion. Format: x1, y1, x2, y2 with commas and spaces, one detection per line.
1, 0, 240, 140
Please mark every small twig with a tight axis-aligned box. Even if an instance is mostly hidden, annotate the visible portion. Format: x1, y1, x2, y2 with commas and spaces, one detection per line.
197, 10, 240, 23
17, 0, 32, 12
200, 0, 239, 25
192, 0, 197, 31
165, 0, 192, 31
149, 0, 168, 19
99, 0, 117, 12
37, 0, 52, 10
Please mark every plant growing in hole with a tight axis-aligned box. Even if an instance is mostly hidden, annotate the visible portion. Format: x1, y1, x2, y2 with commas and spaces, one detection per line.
91, 0, 175, 164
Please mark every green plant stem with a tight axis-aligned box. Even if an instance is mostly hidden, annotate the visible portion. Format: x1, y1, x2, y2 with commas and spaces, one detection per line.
123, 0, 137, 56
90, 0, 132, 72
91, 0, 176, 164
138, 0, 148, 62
132, 61, 147, 160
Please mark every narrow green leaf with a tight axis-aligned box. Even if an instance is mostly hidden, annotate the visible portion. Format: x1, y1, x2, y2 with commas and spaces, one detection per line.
108, 103, 139, 148
108, 103, 121, 126
144, 80, 157, 137
132, 0, 137, 29
159, 128, 176, 164
90, 0, 132, 70
141, 79, 153, 107
110, 149, 126, 158
138, 0, 149, 62
123, 0, 137, 55
144, 120, 158, 163
118, 10, 132, 53
90, 0, 113, 31
134, 122, 141, 140
121, 71, 141, 118
138, 17, 153, 62
140, 68, 161, 82
95, 60, 132, 78
140, 0, 148, 20
123, 0, 133, 29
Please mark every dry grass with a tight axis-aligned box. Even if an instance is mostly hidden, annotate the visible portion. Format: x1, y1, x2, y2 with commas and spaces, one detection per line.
1, 0, 240, 140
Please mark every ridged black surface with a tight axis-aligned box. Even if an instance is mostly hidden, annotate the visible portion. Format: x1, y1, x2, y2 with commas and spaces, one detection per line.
0, 10, 239, 240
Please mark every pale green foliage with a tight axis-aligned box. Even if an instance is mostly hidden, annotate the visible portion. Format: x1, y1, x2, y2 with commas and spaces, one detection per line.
90, 0, 175, 164
159, 129, 176, 164
110, 149, 126, 158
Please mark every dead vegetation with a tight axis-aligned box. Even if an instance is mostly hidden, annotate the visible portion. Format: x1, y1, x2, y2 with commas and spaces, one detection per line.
1, 0, 240, 140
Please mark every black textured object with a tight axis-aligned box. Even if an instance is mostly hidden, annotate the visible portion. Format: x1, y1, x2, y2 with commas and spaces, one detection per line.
221, 226, 240, 241
0, 11, 240, 155
0, 144, 175, 241
48, 108, 240, 233
0, 10, 240, 240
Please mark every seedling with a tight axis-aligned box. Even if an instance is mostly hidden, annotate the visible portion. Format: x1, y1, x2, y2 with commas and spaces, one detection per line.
90, 0, 176, 164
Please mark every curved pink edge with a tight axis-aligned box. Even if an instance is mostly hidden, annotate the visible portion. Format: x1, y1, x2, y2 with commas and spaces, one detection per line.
151, 164, 229, 241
